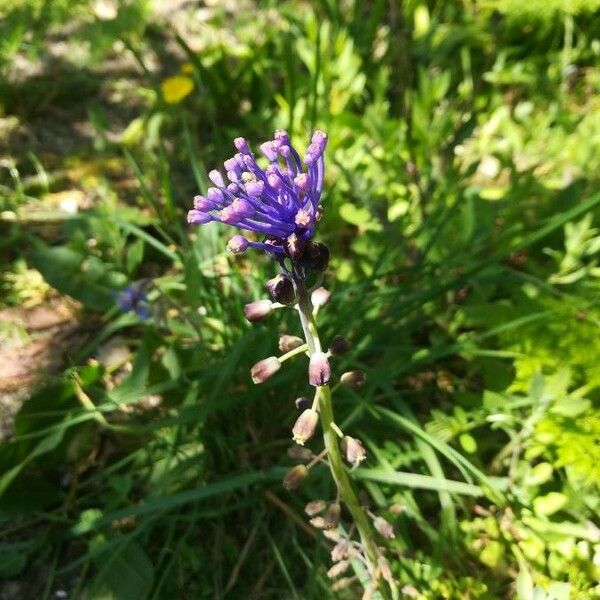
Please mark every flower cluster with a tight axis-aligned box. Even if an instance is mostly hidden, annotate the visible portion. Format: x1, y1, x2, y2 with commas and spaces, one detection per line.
187, 130, 327, 259
116, 280, 151, 320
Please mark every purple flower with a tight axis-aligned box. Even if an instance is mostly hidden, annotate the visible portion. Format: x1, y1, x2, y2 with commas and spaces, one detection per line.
116, 280, 151, 320
187, 130, 328, 257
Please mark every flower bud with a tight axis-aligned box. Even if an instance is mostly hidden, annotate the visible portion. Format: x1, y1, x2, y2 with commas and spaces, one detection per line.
274, 129, 290, 144
187, 209, 213, 224
389, 503, 406, 515
328, 335, 351, 356
305, 500, 326, 517
283, 464, 309, 490
323, 529, 342, 543
311, 286, 331, 307
250, 356, 281, 384
294, 396, 311, 411
227, 235, 249, 254
331, 540, 350, 562
373, 516, 395, 539
309, 351, 331, 386
340, 436, 367, 467
284, 232, 306, 259
292, 409, 319, 445
312, 129, 328, 147
378, 556, 394, 586
323, 502, 341, 529
208, 169, 225, 187
309, 516, 327, 528
234, 137, 251, 154
331, 577, 354, 592
245, 180, 265, 196
279, 334, 304, 353
260, 141, 278, 161
287, 445, 313, 461
244, 300, 273, 322
301, 241, 330, 273
340, 370, 366, 388
327, 560, 350, 579
265, 273, 296, 305
207, 187, 224, 203
294, 173, 310, 192
194, 194, 214, 211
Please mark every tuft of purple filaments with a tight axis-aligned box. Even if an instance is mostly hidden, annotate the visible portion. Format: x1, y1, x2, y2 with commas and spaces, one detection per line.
187, 130, 327, 256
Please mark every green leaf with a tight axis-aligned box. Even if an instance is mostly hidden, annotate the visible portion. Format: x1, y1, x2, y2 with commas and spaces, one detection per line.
90, 539, 154, 600
516, 565, 534, 600
126, 238, 144, 274
479, 540, 504, 568
339, 202, 371, 226
533, 492, 568, 516
0, 542, 30, 578
527, 463, 553, 486
108, 332, 157, 404
354, 468, 483, 496
70, 469, 280, 535
374, 406, 506, 504
30, 247, 125, 311
0, 427, 65, 496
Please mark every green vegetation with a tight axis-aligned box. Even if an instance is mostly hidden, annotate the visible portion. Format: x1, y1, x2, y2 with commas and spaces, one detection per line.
1, 0, 599, 598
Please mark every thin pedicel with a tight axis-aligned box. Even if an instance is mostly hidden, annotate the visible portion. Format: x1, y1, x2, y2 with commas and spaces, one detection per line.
188, 129, 396, 598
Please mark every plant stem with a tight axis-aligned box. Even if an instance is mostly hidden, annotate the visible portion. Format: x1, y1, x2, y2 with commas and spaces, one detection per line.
296, 290, 380, 571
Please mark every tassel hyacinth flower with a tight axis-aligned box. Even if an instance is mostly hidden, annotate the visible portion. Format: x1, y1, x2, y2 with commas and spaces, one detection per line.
187, 129, 327, 260
188, 130, 396, 598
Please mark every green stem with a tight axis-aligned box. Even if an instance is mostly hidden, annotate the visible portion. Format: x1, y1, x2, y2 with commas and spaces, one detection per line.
319, 384, 380, 563
296, 290, 380, 572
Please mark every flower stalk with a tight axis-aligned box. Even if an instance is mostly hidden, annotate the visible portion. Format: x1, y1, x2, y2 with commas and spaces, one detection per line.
296, 285, 381, 571
187, 128, 396, 598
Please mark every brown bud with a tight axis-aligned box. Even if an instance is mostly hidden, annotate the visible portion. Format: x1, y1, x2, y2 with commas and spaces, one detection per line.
311, 286, 331, 308
327, 560, 350, 579
309, 516, 327, 528
340, 370, 367, 388
292, 409, 319, 445
331, 577, 355, 592
294, 396, 311, 411
322, 529, 342, 543
279, 334, 304, 353
309, 351, 331, 386
328, 335, 351, 356
373, 516, 395, 539
331, 540, 350, 562
287, 445, 313, 461
301, 241, 330, 273
389, 503, 406, 515
305, 500, 326, 517
250, 356, 281, 384
323, 502, 341, 529
265, 273, 296, 305
340, 436, 367, 467
244, 300, 273, 322
283, 464, 309, 490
